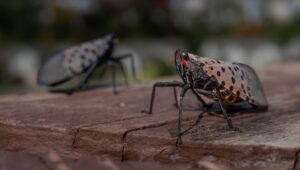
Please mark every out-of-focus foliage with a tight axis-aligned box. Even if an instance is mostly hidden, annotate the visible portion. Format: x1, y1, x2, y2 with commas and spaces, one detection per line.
1, 0, 300, 93
143, 58, 176, 79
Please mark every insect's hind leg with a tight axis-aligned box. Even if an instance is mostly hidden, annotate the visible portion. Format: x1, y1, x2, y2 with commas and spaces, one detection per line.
191, 89, 213, 110
67, 61, 99, 94
217, 98, 242, 132
113, 53, 138, 81
112, 60, 129, 86
142, 81, 185, 114
108, 61, 118, 94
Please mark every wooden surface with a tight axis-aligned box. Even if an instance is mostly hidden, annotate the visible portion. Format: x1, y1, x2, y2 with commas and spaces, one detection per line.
0, 62, 300, 170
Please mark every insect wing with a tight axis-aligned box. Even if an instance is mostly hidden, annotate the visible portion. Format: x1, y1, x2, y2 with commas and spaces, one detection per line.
38, 34, 113, 87
37, 53, 73, 86
195, 56, 267, 108
236, 63, 268, 109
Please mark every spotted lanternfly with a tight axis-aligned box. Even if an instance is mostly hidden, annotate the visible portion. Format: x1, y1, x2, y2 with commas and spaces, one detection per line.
143, 49, 268, 146
37, 33, 138, 94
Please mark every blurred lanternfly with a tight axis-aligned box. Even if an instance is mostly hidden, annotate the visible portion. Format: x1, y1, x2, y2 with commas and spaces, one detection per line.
37, 33, 137, 94
143, 49, 268, 145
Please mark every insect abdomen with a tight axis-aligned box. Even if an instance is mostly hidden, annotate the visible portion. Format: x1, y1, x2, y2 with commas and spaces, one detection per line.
219, 86, 238, 103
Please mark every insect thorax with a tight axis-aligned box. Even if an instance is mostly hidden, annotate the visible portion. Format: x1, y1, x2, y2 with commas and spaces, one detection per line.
185, 61, 217, 90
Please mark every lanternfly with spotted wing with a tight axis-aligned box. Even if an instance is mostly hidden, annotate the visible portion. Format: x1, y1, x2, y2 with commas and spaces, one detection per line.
188, 53, 268, 109
37, 34, 114, 87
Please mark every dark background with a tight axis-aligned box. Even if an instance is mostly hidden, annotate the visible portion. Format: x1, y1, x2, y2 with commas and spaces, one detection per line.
1, 0, 300, 94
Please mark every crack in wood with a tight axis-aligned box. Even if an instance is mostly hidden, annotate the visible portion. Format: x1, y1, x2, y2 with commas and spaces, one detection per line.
71, 128, 80, 148
71, 115, 148, 148
121, 122, 168, 161
293, 150, 300, 170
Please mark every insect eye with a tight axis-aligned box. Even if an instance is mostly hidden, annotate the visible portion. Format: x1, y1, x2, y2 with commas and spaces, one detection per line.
181, 52, 189, 60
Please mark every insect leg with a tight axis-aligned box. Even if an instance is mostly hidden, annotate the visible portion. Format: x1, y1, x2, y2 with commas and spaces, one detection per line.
113, 53, 138, 81
108, 61, 118, 94
178, 111, 204, 142
190, 89, 212, 109
112, 60, 129, 86
176, 85, 190, 146
217, 96, 241, 132
173, 87, 179, 108
68, 61, 99, 94
142, 81, 185, 114
293, 150, 300, 170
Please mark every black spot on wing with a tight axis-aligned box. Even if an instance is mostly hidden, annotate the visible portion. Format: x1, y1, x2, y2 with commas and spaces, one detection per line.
217, 71, 221, 77
84, 48, 90, 52
247, 86, 250, 91
222, 81, 225, 86
234, 66, 239, 71
231, 77, 235, 84
92, 49, 97, 55
221, 67, 225, 72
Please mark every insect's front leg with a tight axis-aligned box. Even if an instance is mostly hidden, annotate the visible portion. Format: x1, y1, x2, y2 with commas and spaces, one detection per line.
177, 111, 205, 142
173, 86, 179, 108
176, 85, 190, 146
141, 81, 185, 114
293, 150, 300, 170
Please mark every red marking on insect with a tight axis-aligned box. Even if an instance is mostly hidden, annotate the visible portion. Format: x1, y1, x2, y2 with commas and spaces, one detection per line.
181, 59, 187, 66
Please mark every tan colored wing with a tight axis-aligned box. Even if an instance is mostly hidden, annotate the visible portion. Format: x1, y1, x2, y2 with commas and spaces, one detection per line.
198, 57, 259, 106
63, 39, 108, 74
38, 36, 111, 86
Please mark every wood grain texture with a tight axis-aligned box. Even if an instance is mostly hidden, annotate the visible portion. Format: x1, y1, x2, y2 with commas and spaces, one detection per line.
0, 62, 300, 170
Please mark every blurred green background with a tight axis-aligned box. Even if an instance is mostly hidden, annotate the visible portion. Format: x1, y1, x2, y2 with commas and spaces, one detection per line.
1, 0, 300, 94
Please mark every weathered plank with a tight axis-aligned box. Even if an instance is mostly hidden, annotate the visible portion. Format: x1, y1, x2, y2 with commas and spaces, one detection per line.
0, 62, 300, 170
0, 150, 193, 170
